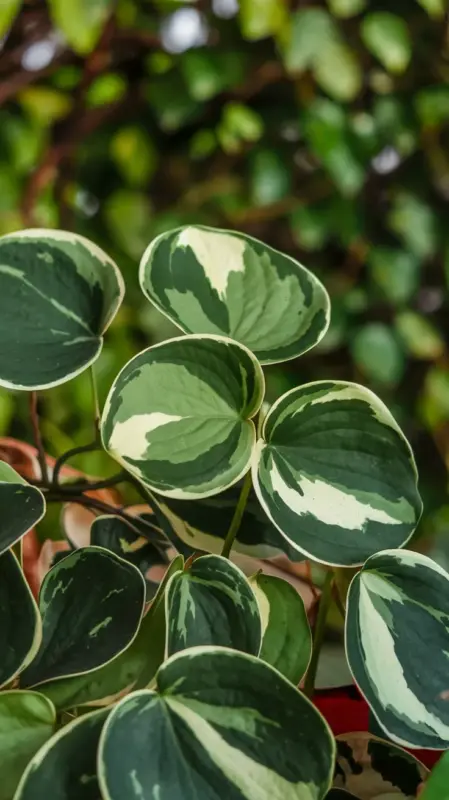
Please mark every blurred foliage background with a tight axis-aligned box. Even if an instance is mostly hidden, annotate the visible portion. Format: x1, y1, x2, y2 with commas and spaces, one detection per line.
0, 0, 449, 556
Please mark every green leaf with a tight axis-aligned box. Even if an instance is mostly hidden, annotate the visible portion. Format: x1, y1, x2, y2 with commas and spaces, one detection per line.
250, 573, 311, 684
350, 324, 405, 386
166, 554, 261, 657
346, 549, 449, 748
86, 73, 126, 107
101, 334, 265, 498
21, 547, 146, 689
314, 41, 362, 103
182, 51, 246, 102
361, 13, 412, 74
217, 102, 264, 153
289, 204, 330, 252
98, 647, 335, 799
395, 311, 445, 360
327, 0, 366, 18
0, 229, 124, 390
39, 556, 184, 711
0, 0, 21, 37
334, 732, 428, 797
14, 707, 109, 799
388, 193, 438, 259
90, 515, 169, 600
249, 149, 291, 207
368, 247, 420, 305
0, 462, 45, 556
104, 189, 152, 260
304, 100, 365, 195
0, 550, 41, 688
0, 691, 55, 800
252, 381, 422, 566
280, 8, 337, 73
110, 127, 157, 187
139, 225, 330, 365
153, 483, 303, 561
420, 751, 449, 799
48, 0, 113, 55
239, 0, 288, 40
416, 0, 446, 18
415, 86, 449, 127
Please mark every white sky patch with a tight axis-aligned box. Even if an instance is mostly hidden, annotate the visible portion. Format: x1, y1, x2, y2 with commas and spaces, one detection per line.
161, 9, 208, 54
269, 462, 398, 530
176, 227, 246, 300
108, 413, 183, 461
358, 575, 449, 743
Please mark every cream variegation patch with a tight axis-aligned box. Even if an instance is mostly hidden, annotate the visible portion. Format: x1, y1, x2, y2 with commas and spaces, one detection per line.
108, 413, 183, 461
176, 227, 246, 300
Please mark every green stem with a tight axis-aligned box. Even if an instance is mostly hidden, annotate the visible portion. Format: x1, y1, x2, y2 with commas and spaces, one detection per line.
303, 570, 334, 699
90, 365, 100, 435
29, 391, 49, 486
52, 440, 101, 486
221, 470, 252, 559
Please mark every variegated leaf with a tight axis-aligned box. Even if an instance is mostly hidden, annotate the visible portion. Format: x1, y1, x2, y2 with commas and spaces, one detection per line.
39, 555, 183, 711
139, 224, 330, 365
0, 462, 45, 556
0, 691, 55, 800
252, 381, 422, 566
101, 334, 264, 499
98, 646, 335, 800
250, 572, 311, 684
90, 515, 170, 600
14, 707, 109, 799
21, 547, 146, 689
346, 549, 449, 749
0, 550, 41, 688
165, 554, 261, 657
334, 732, 427, 798
153, 483, 303, 561
0, 229, 124, 390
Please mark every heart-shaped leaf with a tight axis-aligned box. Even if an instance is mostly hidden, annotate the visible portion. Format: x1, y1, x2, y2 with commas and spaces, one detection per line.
346, 549, 449, 749
98, 646, 335, 799
0, 461, 45, 556
21, 547, 145, 688
0, 690, 56, 800
14, 707, 109, 799
334, 732, 427, 798
250, 572, 311, 684
252, 381, 422, 566
165, 554, 261, 657
0, 550, 41, 688
139, 225, 330, 365
101, 334, 264, 498
420, 751, 449, 800
0, 229, 124, 390
39, 555, 184, 711
90, 515, 170, 600
152, 482, 303, 561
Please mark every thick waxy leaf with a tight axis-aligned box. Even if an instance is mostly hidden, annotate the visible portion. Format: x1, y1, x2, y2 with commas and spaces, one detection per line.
252, 381, 422, 566
346, 549, 449, 749
21, 547, 145, 688
14, 707, 109, 799
420, 751, 449, 799
0, 691, 55, 800
0, 461, 45, 555
0, 550, 41, 688
101, 334, 264, 499
90, 515, 170, 600
250, 572, 311, 684
165, 554, 261, 657
153, 483, 303, 561
39, 556, 183, 711
139, 225, 330, 365
98, 647, 335, 800
0, 229, 124, 390
334, 732, 427, 798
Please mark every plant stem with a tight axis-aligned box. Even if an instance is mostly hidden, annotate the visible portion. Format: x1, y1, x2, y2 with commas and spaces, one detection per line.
303, 570, 334, 699
221, 470, 252, 559
47, 471, 128, 494
89, 365, 100, 435
45, 491, 163, 538
52, 439, 101, 486
29, 391, 49, 486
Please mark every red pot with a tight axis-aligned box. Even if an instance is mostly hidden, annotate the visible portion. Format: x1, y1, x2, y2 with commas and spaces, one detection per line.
314, 686, 441, 769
